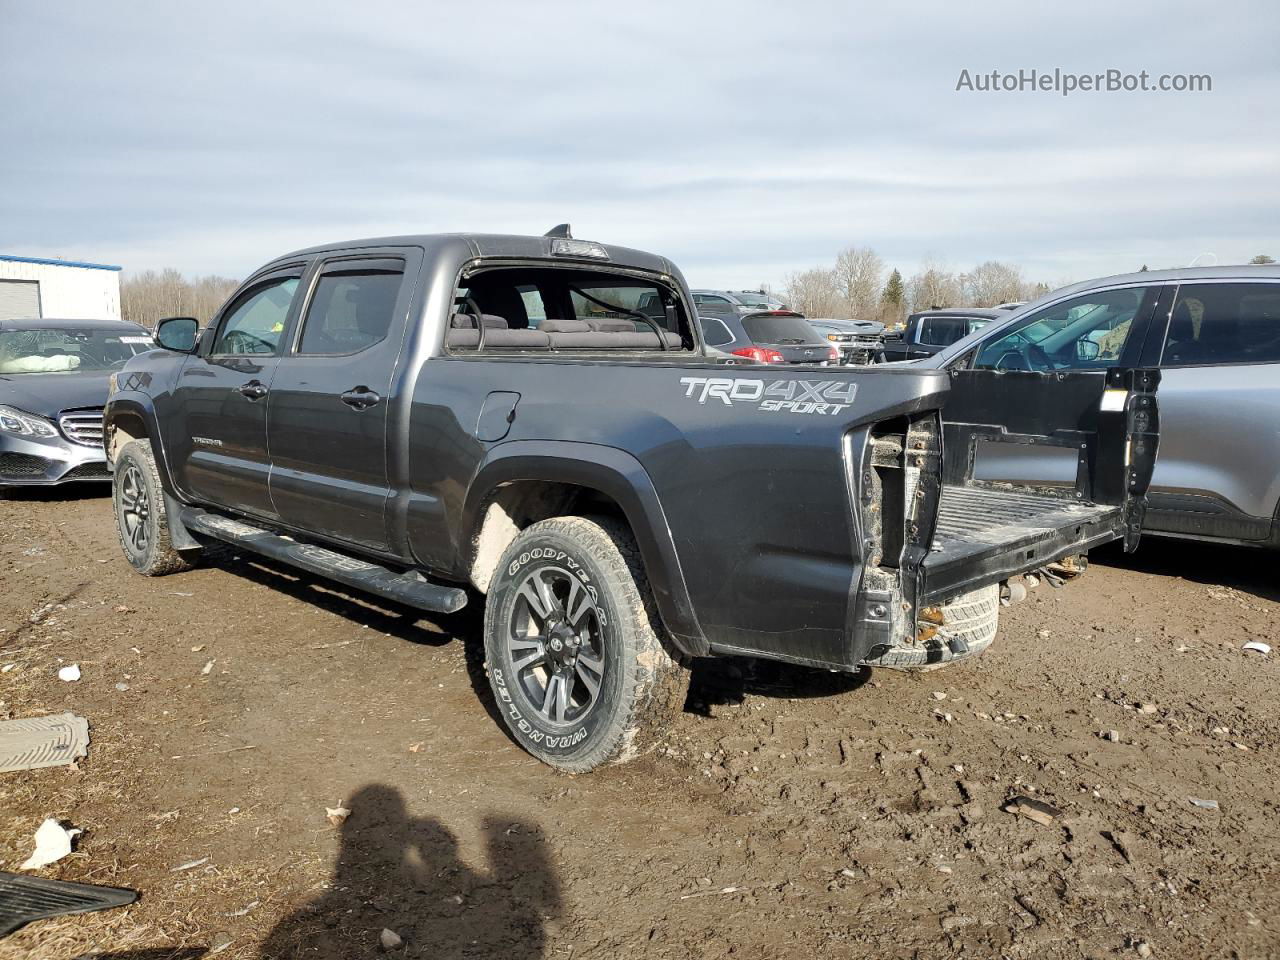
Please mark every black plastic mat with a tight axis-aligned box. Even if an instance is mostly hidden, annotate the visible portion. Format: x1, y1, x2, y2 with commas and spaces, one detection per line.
0, 870, 137, 937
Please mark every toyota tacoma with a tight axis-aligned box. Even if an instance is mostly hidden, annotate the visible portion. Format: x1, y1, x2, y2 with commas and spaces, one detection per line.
104, 228, 1160, 771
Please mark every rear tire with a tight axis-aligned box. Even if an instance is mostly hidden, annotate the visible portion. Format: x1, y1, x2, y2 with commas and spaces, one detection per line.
483, 515, 689, 772
861, 584, 1000, 671
113, 440, 196, 577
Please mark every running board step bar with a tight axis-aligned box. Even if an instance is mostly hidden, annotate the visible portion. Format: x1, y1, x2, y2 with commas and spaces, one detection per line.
180, 507, 468, 615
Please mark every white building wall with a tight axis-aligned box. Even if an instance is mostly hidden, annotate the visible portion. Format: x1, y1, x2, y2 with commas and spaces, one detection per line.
0, 259, 122, 321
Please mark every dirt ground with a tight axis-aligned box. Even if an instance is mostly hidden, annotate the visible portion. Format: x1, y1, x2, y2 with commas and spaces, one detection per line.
1, 487, 1277, 960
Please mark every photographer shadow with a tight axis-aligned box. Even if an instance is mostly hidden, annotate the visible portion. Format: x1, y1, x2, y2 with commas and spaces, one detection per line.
261, 784, 560, 959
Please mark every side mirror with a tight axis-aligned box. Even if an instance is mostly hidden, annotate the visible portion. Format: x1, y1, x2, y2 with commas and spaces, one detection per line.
156, 316, 199, 353
1076, 339, 1101, 362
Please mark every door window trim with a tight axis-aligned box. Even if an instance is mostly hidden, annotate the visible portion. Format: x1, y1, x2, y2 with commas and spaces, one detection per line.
288, 255, 409, 358
204, 265, 306, 359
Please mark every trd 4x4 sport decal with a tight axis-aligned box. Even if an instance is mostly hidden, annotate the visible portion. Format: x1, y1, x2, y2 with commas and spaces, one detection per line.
679, 376, 857, 416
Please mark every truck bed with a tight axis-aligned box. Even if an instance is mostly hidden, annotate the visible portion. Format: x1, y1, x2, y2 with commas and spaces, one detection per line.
921, 485, 1124, 602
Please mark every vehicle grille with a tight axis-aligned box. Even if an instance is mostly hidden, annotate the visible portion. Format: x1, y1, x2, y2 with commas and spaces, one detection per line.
0, 452, 51, 477
58, 409, 104, 448
61, 462, 112, 481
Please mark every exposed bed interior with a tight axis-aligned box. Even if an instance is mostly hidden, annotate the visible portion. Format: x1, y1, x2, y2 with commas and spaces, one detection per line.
447, 266, 691, 351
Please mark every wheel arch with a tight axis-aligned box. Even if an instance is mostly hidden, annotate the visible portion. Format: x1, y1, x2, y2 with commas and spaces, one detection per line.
460, 441, 707, 657
104, 399, 178, 495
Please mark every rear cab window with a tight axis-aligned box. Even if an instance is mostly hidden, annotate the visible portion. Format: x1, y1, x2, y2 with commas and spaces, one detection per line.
446, 266, 693, 355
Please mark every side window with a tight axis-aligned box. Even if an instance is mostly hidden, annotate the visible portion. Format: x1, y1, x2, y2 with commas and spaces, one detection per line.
919, 317, 966, 346
297, 265, 404, 355
974, 287, 1150, 371
211, 276, 299, 355
699, 317, 733, 346
1162, 283, 1280, 366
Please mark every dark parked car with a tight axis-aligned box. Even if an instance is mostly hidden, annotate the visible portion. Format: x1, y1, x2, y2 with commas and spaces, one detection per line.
928, 265, 1280, 548
881, 308, 1003, 361
697, 310, 838, 364
0, 317, 153, 487
105, 229, 1159, 771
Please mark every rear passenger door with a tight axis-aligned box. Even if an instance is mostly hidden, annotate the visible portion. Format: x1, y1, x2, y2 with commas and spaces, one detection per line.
266, 254, 414, 553
1140, 281, 1280, 540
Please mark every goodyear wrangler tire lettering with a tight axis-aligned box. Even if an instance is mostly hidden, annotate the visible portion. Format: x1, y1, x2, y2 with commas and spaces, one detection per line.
482, 515, 689, 772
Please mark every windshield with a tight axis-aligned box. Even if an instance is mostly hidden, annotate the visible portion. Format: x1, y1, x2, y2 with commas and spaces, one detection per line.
742, 314, 821, 344
0, 327, 154, 374
735, 295, 781, 308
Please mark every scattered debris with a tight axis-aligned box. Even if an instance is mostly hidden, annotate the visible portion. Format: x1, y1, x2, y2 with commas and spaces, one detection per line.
191, 645, 206, 653
225, 900, 260, 917
171, 856, 210, 872
115, 682, 129, 692
408, 742, 426, 753
1187, 797, 1220, 810
0, 713, 90, 773
20, 818, 82, 870
1136, 941, 1154, 958
1037, 629, 1051, 639
201, 660, 216, 675
114, 605, 130, 613
1003, 796, 1063, 827
1, 664, 15, 673
1241, 641, 1271, 656
931, 691, 947, 701
326, 805, 352, 827
57, 664, 81, 683
1100, 729, 1121, 743
1138, 703, 1158, 715
379, 927, 403, 951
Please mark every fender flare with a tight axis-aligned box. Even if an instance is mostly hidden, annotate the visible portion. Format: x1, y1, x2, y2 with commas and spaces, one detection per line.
461, 440, 708, 657
104, 396, 200, 551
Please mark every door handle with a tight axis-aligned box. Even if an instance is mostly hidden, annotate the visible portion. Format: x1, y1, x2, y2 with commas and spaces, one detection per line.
340, 387, 382, 410
238, 380, 268, 400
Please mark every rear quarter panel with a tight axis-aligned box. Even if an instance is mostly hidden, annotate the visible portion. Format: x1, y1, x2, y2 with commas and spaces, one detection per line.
406, 358, 948, 667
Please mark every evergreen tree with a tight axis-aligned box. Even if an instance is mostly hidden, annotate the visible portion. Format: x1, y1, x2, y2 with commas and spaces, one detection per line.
880, 269, 905, 327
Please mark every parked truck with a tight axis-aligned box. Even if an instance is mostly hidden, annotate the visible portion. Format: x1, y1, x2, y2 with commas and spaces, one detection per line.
881, 308, 1004, 362
104, 229, 1160, 771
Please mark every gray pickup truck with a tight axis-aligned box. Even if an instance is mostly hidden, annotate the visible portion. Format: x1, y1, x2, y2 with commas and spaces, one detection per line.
104, 228, 1160, 771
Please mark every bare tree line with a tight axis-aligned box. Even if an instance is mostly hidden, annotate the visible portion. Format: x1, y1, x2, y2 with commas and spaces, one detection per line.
784, 247, 1056, 326
120, 269, 240, 328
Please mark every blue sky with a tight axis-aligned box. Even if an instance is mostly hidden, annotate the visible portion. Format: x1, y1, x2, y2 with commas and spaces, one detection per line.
2, 0, 1276, 289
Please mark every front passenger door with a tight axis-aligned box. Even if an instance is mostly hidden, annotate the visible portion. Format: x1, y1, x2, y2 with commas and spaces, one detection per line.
168, 269, 303, 517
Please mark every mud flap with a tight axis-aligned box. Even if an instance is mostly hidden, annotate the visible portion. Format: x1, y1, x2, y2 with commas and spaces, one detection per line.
0, 871, 137, 937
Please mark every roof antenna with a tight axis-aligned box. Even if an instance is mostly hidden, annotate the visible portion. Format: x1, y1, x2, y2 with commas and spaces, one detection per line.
1187, 252, 1217, 267
544, 223, 573, 239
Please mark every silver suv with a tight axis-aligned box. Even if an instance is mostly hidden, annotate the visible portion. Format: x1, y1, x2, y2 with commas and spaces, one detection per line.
930, 265, 1280, 547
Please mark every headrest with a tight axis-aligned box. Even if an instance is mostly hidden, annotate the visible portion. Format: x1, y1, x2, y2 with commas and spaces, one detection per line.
450, 312, 508, 330
540, 318, 592, 333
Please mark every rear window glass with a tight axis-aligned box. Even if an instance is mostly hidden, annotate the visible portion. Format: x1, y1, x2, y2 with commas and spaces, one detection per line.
699, 317, 734, 346
1162, 283, 1280, 366
298, 267, 403, 355
918, 317, 969, 346
742, 314, 819, 344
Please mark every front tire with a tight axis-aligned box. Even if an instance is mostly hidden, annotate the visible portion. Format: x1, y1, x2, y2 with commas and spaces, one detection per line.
113, 440, 196, 577
483, 516, 689, 772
